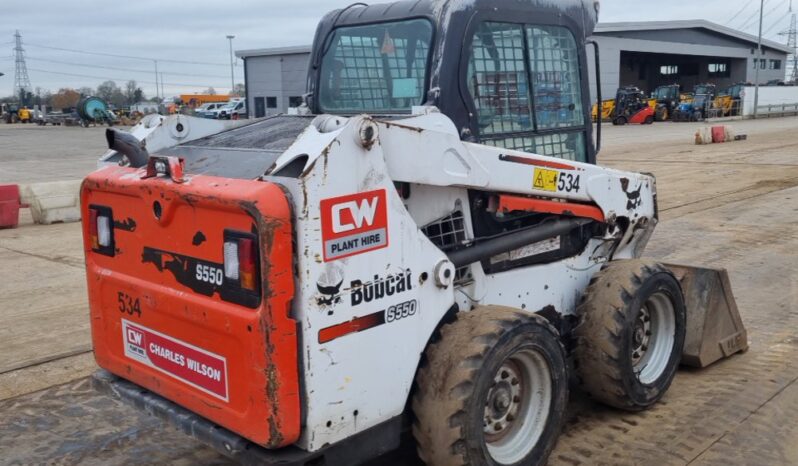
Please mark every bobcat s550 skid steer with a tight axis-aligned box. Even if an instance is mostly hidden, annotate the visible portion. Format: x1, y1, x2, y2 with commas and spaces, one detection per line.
83, 1, 748, 465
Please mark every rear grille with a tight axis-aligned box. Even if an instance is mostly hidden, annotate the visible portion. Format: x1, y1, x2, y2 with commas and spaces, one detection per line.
421, 210, 473, 284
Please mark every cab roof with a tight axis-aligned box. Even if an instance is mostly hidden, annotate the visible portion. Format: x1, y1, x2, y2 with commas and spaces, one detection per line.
327, 0, 598, 29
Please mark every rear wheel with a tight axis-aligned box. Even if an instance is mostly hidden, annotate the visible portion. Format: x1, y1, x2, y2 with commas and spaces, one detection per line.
413, 306, 568, 466
574, 260, 686, 411
644, 115, 654, 125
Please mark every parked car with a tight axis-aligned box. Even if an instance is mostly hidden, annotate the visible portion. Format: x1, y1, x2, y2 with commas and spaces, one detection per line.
207, 98, 246, 120
194, 102, 227, 118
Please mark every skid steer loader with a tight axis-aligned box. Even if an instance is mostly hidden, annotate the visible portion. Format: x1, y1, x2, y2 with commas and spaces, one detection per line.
83, 1, 748, 465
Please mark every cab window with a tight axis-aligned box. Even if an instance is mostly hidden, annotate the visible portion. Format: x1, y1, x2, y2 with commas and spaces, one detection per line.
467, 22, 587, 162
319, 19, 433, 114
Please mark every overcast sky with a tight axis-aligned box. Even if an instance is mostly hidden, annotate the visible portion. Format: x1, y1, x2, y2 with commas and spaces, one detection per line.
1, 0, 794, 98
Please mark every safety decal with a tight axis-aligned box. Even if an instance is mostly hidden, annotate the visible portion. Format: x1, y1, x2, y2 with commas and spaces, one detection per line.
533, 168, 560, 192
320, 189, 389, 261
122, 319, 229, 401
533, 168, 582, 194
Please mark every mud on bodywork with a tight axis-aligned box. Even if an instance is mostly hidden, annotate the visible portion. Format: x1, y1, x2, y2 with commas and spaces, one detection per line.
81, 166, 301, 449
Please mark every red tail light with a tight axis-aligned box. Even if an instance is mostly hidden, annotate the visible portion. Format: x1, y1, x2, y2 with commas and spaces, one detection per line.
89, 208, 99, 249
238, 238, 257, 291
223, 231, 260, 298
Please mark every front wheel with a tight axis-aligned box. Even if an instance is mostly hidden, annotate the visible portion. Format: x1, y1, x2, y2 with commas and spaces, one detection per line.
413, 306, 568, 466
612, 116, 628, 126
574, 260, 686, 411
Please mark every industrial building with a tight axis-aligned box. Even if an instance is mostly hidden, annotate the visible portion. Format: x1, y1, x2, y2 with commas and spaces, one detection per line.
235, 45, 311, 118
589, 20, 792, 100
236, 20, 792, 116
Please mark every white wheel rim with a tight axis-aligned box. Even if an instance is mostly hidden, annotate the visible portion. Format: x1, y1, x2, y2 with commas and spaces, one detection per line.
633, 291, 676, 384
484, 349, 552, 464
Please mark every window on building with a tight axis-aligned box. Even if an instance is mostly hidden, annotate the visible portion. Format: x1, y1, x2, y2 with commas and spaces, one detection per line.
759, 59, 767, 70
288, 96, 303, 107
660, 65, 679, 76
466, 22, 586, 162
708, 62, 730, 78
770, 60, 782, 70
266, 97, 277, 108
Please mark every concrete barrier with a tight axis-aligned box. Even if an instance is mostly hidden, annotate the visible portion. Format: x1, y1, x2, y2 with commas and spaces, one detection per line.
19, 181, 82, 225
695, 126, 740, 145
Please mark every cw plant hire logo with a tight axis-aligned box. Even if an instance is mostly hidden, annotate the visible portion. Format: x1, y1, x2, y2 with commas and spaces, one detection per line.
320, 189, 389, 261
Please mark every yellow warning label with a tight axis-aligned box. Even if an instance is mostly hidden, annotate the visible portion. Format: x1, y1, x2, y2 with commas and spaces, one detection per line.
533, 168, 559, 192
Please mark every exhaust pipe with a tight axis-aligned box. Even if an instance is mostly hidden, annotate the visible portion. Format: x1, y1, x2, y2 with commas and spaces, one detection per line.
447, 218, 591, 268
106, 128, 149, 168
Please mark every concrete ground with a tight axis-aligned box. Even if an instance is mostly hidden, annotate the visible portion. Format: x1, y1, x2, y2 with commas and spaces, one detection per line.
0, 118, 797, 465
0, 124, 110, 184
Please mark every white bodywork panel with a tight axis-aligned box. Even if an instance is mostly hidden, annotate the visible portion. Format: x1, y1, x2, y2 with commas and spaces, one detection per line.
263, 110, 657, 451
97, 114, 250, 167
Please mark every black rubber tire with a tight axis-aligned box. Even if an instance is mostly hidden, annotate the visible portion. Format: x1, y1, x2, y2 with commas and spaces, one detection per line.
644, 115, 654, 125
574, 259, 686, 411
612, 116, 627, 126
655, 107, 667, 122
413, 307, 568, 466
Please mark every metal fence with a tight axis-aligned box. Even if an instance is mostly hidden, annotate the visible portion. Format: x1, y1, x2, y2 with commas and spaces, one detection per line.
754, 103, 798, 118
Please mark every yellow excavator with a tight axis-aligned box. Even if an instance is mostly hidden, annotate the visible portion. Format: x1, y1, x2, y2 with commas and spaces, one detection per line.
17, 106, 32, 124
713, 84, 745, 117
591, 98, 616, 122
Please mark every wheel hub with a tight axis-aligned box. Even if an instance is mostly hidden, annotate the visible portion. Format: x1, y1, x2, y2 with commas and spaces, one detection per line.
482, 348, 553, 464
632, 292, 677, 384
632, 306, 652, 366
484, 362, 523, 439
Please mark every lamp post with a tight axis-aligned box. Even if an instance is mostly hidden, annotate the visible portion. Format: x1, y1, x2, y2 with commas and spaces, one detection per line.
754, 0, 764, 119
153, 60, 159, 100
226, 35, 236, 94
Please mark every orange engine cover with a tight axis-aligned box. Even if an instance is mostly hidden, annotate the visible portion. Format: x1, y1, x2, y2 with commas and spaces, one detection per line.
81, 165, 299, 448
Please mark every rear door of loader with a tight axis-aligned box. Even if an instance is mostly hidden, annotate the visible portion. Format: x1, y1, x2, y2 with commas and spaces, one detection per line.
80, 164, 300, 448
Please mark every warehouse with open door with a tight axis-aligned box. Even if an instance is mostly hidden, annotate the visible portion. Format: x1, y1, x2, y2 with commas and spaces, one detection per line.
587, 20, 791, 100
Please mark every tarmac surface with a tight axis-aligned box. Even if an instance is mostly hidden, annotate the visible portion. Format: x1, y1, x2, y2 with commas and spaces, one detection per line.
1, 118, 797, 465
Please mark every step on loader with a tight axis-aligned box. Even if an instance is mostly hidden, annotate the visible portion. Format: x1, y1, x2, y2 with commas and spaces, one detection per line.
83, 1, 748, 465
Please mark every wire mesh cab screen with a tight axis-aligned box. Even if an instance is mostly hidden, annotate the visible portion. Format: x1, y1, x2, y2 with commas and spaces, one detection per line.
467, 22, 587, 162
319, 19, 433, 114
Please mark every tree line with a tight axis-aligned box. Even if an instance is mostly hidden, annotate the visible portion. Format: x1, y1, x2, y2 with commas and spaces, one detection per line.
1, 80, 245, 110
0, 80, 150, 110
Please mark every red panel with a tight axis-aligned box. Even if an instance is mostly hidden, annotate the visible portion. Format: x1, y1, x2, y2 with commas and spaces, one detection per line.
629, 107, 655, 124
0, 184, 21, 229
497, 195, 605, 223
81, 168, 299, 448
318, 311, 386, 344
712, 126, 726, 143
499, 154, 576, 170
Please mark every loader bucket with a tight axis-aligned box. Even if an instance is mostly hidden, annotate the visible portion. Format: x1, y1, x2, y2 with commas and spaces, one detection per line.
665, 264, 749, 368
